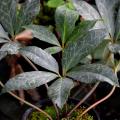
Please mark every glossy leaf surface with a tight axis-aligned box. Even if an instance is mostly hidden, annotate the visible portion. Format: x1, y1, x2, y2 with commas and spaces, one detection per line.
2, 71, 58, 92
68, 64, 119, 86
55, 5, 79, 43
62, 29, 106, 72
20, 46, 59, 73
24, 25, 60, 46
48, 78, 74, 108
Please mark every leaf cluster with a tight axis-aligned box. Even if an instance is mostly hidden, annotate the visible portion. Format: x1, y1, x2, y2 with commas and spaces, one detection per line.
0, 0, 119, 111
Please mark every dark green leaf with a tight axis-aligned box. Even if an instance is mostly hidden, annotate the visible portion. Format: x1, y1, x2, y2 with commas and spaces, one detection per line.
68, 20, 96, 43
0, 41, 22, 55
72, 0, 104, 29
45, 46, 62, 54
55, 5, 79, 44
0, 52, 7, 61
73, 0, 100, 20
0, 0, 17, 36
48, 78, 74, 108
95, 0, 119, 37
20, 46, 59, 73
68, 64, 119, 86
2, 71, 58, 93
15, 0, 40, 34
93, 40, 109, 59
115, 6, 120, 40
0, 24, 10, 41
0, 39, 9, 43
62, 29, 106, 73
24, 25, 60, 46
80, 55, 92, 64
108, 43, 120, 54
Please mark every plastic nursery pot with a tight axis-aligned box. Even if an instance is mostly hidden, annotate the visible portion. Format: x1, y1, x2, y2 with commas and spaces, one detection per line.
22, 98, 100, 120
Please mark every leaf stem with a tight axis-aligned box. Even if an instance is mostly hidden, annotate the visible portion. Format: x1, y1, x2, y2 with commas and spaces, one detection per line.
22, 55, 60, 120
80, 60, 119, 117
80, 86, 116, 117
67, 82, 100, 117
0, 81, 53, 120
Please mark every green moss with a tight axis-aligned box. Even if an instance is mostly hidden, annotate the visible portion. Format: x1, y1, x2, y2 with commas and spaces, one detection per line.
28, 106, 94, 120
62, 106, 93, 120
28, 106, 56, 120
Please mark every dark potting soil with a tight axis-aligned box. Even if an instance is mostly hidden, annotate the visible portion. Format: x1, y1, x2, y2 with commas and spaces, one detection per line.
95, 83, 120, 120
0, 83, 120, 120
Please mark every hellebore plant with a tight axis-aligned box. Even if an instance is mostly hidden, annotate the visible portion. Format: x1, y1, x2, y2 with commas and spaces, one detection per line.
72, 0, 120, 115
0, 0, 120, 119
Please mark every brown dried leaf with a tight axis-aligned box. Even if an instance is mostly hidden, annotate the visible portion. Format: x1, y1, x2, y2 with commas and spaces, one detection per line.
15, 30, 33, 42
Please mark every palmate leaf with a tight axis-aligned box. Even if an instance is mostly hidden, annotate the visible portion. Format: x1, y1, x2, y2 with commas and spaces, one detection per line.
24, 25, 60, 46
2, 71, 58, 93
72, 0, 104, 29
95, 0, 119, 38
68, 20, 96, 43
62, 29, 106, 73
15, 0, 40, 34
55, 5, 79, 44
45, 46, 62, 54
19, 46, 59, 73
48, 78, 74, 108
0, 41, 22, 55
68, 64, 119, 86
0, 0, 17, 36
